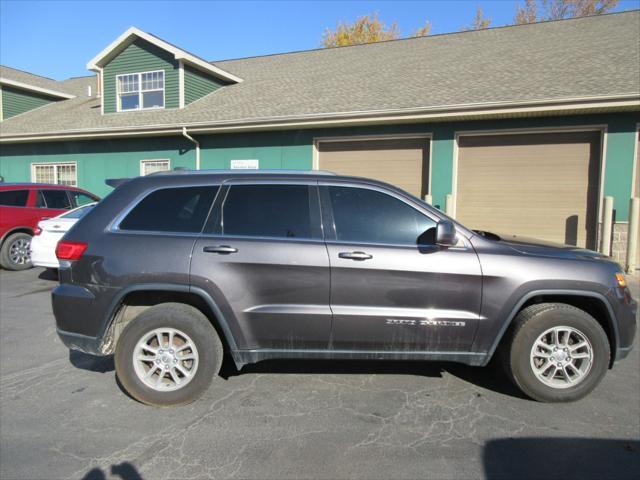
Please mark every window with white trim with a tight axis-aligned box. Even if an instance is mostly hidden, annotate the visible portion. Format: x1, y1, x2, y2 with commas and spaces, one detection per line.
32, 163, 77, 186
140, 159, 170, 176
117, 70, 164, 111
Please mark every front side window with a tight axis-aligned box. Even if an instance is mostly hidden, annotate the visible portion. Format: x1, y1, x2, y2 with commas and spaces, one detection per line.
37, 190, 72, 210
326, 186, 436, 245
119, 186, 218, 233
222, 185, 315, 239
117, 71, 164, 112
32, 163, 77, 186
0, 190, 29, 207
140, 159, 170, 176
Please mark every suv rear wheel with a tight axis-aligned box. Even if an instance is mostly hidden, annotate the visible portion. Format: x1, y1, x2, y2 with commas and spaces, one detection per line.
505, 303, 610, 402
115, 303, 223, 406
0, 232, 33, 271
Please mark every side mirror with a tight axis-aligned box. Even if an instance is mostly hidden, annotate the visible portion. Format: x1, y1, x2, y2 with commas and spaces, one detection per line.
436, 220, 457, 247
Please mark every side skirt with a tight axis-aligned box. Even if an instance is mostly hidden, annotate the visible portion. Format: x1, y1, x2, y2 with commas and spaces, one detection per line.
231, 348, 488, 369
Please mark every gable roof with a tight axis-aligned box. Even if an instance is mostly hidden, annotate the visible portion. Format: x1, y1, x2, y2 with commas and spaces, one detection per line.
86, 27, 242, 84
0, 65, 75, 99
1, 11, 639, 142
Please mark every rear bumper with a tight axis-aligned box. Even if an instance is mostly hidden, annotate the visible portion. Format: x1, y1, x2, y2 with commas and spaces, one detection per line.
56, 328, 104, 356
52, 283, 113, 354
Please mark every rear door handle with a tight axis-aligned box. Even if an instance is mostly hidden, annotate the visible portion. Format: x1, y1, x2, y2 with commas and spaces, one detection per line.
338, 251, 372, 261
203, 245, 238, 254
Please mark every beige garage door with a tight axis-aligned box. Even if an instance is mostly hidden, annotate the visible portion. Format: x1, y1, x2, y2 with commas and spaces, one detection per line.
317, 138, 430, 198
456, 131, 601, 249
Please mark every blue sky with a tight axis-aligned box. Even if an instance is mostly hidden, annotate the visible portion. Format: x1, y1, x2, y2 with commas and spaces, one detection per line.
1, 0, 638, 80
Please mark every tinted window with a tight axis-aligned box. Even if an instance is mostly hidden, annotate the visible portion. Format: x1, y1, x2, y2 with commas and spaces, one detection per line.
38, 190, 72, 209
0, 190, 29, 207
69, 191, 98, 207
120, 186, 218, 233
327, 186, 436, 245
222, 185, 313, 239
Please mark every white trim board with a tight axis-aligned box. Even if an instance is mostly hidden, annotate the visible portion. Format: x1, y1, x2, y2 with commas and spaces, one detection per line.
87, 26, 242, 84
2, 95, 637, 143
0, 77, 75, 99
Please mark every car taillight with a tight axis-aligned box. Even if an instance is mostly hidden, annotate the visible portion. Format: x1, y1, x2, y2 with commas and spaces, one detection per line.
33, 227, 42, 236
55, 241, 87, 261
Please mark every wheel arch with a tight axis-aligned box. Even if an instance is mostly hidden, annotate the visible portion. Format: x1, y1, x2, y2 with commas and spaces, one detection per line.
485, 289, 619, 368
99, 284, 239, 363
1, 227, 34, 247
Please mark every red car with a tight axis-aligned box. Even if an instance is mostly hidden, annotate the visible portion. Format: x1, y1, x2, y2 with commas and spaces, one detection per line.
0, 183, 100, 270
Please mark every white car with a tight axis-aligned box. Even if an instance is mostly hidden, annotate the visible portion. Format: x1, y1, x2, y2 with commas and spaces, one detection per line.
30, 203, 96, 268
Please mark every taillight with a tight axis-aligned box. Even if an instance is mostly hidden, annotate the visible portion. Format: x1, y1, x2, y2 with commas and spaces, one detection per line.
55, 241, 87, 261
33, 227, 42, 236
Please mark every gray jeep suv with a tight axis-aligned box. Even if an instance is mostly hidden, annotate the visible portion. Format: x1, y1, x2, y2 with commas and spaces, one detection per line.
52, 171, 636, 406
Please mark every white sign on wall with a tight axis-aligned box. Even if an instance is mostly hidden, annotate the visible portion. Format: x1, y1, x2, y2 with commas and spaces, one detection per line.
230, 159, 259, 170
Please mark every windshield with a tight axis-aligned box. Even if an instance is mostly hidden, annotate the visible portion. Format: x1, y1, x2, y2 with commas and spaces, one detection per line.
60, 203, 95, 219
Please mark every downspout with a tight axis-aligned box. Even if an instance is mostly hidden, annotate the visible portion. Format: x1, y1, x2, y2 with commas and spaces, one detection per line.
182, 126, 200, 170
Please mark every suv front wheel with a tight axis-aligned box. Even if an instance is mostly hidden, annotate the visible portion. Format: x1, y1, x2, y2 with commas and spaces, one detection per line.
115, 303, 223, 406
505, 303, 610, 402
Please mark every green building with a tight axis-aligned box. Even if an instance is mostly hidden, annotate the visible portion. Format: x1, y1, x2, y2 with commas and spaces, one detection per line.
1, 12, 639, 265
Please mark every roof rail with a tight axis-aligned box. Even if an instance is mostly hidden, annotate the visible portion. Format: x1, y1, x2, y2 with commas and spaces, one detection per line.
152, 169, 337, 176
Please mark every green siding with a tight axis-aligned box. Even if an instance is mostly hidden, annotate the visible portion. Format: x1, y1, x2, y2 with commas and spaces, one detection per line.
0, 112, 637, 220
184, 65, 225, 105
0, 137, 196, 197
103, 38, 179, 113
1, 86, 56, 120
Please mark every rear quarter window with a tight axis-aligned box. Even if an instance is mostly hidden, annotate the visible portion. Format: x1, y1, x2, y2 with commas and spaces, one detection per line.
0, 190, 29, 207
119, 186, 219, 233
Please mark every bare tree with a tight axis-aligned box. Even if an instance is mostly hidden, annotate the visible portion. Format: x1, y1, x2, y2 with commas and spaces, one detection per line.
411, 21, 432, 38
462, 7, 492, 30
514, 0, 619, 24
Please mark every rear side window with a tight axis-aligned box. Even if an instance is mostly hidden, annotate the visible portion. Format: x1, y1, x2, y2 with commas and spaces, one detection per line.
0, 190, 29, 207
69, 191, 98, 207
222, 185, 315, 239
326, 186, 436, 245
37, 190, 72, 209
119, 186, 218, 233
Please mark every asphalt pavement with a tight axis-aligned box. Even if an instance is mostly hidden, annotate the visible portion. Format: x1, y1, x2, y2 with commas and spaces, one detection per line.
0, 268, 638, 480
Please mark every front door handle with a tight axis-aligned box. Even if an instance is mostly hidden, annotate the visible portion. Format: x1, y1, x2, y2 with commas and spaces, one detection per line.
338, 251, 373, 261
203, 245, 238, 254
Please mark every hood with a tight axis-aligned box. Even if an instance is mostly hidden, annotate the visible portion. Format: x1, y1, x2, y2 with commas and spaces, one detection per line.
476, 231, 606, 261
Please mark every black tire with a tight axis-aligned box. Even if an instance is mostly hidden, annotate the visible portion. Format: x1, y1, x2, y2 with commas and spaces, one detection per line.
115, 303, 223, 406
0, 232, 33, 270
504, 303, 610, 403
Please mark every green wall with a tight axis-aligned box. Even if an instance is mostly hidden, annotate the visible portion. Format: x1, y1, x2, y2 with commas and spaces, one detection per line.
0, 112, 637, 219
0, 136, 196, 197
184, 65, 226, 105
1, 86, 56, 119
103, 38, 179, 113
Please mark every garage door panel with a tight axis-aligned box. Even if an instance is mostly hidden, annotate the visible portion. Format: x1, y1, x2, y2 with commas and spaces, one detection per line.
318, 138, 429, 198
457, 132, 600, 249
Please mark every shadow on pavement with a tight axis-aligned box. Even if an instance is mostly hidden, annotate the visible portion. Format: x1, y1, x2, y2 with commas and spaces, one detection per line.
37, 268, 58, 281
69, 350, 114, 373
82, 462, 143, 480
483, 437, 640, 480
69, 351, 526, 400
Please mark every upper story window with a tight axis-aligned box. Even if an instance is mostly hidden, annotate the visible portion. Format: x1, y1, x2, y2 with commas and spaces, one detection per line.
117, 70, 164, 112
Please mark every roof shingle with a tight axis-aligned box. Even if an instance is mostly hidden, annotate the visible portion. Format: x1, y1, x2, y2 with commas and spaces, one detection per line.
1, 11, 638, 139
